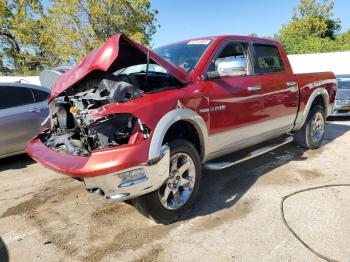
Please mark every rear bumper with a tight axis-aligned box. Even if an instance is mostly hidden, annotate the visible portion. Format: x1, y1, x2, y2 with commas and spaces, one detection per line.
26, 136, 170, 201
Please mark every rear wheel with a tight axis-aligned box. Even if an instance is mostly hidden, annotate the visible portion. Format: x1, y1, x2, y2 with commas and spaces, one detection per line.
294, 105, 326, 149
133, 139, 201, 224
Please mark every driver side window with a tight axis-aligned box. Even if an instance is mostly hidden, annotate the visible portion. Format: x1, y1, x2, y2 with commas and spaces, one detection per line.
208, 42, 250, 77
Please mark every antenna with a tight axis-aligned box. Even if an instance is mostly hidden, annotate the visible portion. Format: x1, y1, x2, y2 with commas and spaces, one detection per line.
145, 49, 150, 89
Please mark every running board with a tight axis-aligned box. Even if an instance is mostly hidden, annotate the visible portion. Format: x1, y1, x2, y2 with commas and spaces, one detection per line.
204, 136, 294, 170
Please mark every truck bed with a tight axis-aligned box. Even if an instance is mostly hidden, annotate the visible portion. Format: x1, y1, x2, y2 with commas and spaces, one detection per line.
295, 72, 337, 118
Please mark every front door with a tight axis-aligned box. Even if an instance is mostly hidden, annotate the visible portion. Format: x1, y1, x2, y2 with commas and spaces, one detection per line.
202, 40, 265, 158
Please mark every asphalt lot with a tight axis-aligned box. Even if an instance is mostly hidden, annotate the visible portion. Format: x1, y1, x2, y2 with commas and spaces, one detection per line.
1, 118, 350, 262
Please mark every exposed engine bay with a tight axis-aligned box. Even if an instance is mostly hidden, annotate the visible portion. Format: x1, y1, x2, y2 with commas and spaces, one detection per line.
41, 67, 181, 156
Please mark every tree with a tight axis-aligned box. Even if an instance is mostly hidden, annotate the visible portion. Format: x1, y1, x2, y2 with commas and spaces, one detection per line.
277, 0, 345, 54
0, 0, 47, 75
41, 0, 158, 65
335, 30, 350, 51
0, 0, 158, 75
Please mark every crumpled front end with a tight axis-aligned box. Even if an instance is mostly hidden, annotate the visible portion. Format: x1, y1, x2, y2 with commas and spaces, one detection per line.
41, 69, 155, 156
26, 33, 190, 201
27, 65, 171, 199
26, 135, 170, 201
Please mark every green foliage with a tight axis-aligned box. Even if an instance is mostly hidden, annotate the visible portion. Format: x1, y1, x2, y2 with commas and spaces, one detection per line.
278, 0, 349, 54
0, 0, 47, 75
42, 0, 158, 65
0, 0, 158, 75
335, 30, 350, 50
1, 0, 348, 74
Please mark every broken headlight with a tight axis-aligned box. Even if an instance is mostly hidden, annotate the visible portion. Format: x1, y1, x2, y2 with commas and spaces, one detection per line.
86, 114, 150, 150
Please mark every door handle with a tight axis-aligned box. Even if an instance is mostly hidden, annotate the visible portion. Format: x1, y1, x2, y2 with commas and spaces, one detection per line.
287, 86, 298, 92
29, 108, 41, 113
286, 81, 297, 86
247, 85, 262, 91
286, 81, 298, 92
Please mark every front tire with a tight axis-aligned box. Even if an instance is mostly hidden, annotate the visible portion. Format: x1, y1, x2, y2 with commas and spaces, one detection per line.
294, 105, 326, 149
133, 139, 202, 224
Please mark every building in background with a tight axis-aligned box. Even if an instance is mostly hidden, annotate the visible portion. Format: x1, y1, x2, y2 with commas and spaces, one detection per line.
288, 51, 350, 75
0, 76, 41, 86
0, 66, 71, 88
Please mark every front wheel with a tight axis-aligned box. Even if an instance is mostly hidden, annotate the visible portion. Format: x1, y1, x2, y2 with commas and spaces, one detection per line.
133, 139, 201, 224
294, 105, 326, 149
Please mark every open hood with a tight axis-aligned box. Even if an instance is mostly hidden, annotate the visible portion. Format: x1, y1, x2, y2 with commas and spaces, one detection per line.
50, 34, 191, 100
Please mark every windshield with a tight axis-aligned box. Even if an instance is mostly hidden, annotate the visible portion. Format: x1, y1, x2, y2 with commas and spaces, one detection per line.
337, 77, 350, 89
116, 64, 168, 75
154, 40, 212, 72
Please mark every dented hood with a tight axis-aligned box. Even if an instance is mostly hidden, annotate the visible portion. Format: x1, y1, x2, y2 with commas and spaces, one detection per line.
50, 34, 191, 100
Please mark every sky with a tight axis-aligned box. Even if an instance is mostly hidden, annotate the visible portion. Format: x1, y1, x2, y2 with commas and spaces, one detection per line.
150, 0, 350, 47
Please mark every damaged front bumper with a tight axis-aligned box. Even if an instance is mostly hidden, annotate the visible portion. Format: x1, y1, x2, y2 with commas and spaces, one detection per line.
84, 145, 170, 201
26, 137, 170, 201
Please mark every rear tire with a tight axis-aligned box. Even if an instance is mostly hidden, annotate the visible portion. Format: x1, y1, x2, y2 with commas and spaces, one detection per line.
294, 105, 326, 149
133, 139, 202, 224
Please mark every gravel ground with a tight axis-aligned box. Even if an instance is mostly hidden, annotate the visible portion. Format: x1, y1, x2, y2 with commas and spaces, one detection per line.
0, 118, 349, 262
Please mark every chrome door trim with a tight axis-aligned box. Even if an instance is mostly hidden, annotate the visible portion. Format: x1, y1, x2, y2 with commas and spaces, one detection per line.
247, 85, 262, 91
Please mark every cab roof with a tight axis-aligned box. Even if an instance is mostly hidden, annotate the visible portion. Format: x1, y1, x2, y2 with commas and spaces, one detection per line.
155, 35, 280, 49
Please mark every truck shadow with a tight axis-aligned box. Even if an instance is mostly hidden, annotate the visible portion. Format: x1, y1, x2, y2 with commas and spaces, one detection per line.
0, 154, 35, 173
180, 122, 350, 221
0, 238, 9, 262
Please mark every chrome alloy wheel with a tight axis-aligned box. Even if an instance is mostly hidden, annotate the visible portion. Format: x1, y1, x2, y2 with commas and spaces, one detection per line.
158, 152, 196, 210
310, 112, 325, 144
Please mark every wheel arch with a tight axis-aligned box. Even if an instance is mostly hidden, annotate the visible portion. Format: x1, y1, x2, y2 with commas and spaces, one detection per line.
294, 88, 329, 131
148, 109, 208, 162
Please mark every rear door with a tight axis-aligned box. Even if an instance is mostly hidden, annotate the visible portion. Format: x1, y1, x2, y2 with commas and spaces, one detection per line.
251, 42, 299, 134
0, 86, 42, 156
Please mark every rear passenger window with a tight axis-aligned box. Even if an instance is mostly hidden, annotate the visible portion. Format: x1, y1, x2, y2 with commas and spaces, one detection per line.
0, 86, 34, 109
32, 89, 50, 102
253, 43, 285, 74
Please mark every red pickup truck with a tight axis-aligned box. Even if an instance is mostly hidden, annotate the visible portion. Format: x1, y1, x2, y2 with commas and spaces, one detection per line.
26, 34, 337, 224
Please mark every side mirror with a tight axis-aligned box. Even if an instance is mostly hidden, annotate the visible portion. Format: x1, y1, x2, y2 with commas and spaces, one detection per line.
217, 63, 247, 77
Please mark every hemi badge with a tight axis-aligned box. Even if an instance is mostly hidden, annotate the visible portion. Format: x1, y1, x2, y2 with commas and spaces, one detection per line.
199, 105, 226, 113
